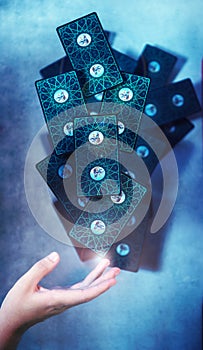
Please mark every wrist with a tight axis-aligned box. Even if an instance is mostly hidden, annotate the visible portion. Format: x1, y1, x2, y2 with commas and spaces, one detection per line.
0, 308, 24, 350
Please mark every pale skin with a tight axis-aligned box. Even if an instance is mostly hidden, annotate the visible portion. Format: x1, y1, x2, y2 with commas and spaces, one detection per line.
0, 252, 120, 350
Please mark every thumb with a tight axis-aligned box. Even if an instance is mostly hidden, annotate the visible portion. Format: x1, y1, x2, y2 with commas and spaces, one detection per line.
21, 252, 60, 288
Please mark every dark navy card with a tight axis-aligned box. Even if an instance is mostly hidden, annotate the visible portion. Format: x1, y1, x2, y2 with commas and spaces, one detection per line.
144, 79, 201, 125
135, 44, 177, 89
36, 152, 89, 223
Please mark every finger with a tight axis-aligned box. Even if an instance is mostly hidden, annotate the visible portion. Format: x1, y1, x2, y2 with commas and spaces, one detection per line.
19, 252, 60, 288
55, 277, 117, 308
79, 259, 110, 287
90, 267, 120, 287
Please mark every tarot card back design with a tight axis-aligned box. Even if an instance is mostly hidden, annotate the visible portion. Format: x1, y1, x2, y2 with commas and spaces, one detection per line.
35, 71, 88, 155
57, 12, 123, 97
74, 115, 120, 197
69, 173, 147, 256
101, 73, 150, 152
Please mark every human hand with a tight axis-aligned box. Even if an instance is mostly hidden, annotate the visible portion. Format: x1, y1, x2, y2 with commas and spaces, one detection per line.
0, 252, 120, 349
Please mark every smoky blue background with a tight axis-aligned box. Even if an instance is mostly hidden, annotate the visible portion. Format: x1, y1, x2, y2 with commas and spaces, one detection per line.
0, 1, 202, 349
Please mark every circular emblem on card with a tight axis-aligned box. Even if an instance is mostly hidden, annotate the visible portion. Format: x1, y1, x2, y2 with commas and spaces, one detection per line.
90, 166, 106, 181
58, 164, 73, 179
148, 60, 161, 73
172, 94, 184, 107
111, 191, 126, 204
116, 243, 130, 256
118, 121, 125, 134
90, 220, 106, 235
144, 103, 157, 117
54, 89, 69, 104
63, 122, 73, 136
77, 33, 92, 47
136, 145, 150, 158
88, 131, 104, 145
90, 64, 104, 78
118, 88, 133, 102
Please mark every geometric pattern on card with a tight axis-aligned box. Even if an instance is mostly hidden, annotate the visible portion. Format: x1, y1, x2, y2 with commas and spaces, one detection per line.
74, 115, 120, 197
35, 71, 88, 155
101, 73, 150, 152
69, 173, 147, 256
39, 31, 112, 79
57, 12, 123, 97
36, 152, 88, 223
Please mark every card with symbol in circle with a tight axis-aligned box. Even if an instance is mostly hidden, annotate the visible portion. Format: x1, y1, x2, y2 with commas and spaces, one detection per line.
100, 73, 150, 152
144, 79, 201, 125
74, 114, 120, 197
35, 71, 88, 155
134, 44, 177, 89
57, 12, 123, 97
69, 173, 147, 257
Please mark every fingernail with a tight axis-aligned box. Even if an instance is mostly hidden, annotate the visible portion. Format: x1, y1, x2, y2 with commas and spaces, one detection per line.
115, 268, 121, 276
47, 252, 59, 262
102, 258, 110, 266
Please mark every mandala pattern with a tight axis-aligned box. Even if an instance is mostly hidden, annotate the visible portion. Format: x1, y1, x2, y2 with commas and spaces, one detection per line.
69, 173, 147, 256
57, 12, 123, 96
35, 71, 88, 154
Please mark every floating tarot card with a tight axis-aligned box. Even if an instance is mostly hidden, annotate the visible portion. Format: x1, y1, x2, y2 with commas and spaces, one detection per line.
134, 118, 194, 175
35, 71, 88, 155
144, 79, 201, 125
74, 115, 120, 197
69, 173, 147, 256
135, 44, 177, 89
107, 208, 150, 272
36, 152, 89, 223
57, 12, 123, 97
100, 73, 150, 152
39, 31, 112, 79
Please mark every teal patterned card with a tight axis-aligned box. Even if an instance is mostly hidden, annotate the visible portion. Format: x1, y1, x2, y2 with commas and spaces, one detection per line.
35, 71, 88, 155
57, 12, 123, 97
74, 115, 120, 197
100, 73, 150, 152
69, 173, 147, 256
